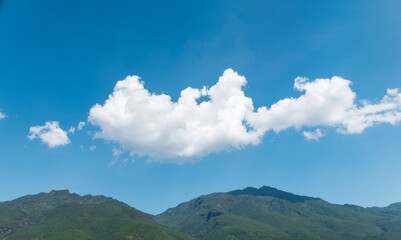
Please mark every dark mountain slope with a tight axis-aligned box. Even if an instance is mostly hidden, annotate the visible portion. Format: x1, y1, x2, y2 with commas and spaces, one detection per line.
0, 190, 195, 240
155, 186, 401, 240
228, 186, 318, 203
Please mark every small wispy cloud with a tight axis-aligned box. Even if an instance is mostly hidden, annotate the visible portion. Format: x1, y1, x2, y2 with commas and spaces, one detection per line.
78, 121, 86, 131
68, 121, 86, 134
108, 146, 123, 167
68, 127, 76, 134
28, 121, 70, 148
303, 128, 324, 141
0, 110, 5, 119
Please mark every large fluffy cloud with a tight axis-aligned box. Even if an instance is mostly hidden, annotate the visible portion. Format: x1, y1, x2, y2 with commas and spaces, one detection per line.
89, 69, 261, 159
247, 77, 401, 134
28, 121, 70, 148
88, 69, 401, 161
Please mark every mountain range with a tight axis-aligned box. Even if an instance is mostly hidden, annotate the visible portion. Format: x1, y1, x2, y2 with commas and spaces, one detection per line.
0, 190, 193, 240
1, 186, 401, 240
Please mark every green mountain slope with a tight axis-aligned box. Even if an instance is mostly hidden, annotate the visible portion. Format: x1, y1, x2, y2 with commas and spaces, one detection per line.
3, 187, 401, 240
155, 186, 401, 240
370, 202, 401, 218
0, 190, 194, 240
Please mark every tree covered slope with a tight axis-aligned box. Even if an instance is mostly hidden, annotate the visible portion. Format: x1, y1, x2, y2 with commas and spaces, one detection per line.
0, 190, 194, 240
155, 186, 401, 240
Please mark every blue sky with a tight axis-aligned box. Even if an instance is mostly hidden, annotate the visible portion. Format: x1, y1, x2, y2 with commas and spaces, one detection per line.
1, 0, 401, 214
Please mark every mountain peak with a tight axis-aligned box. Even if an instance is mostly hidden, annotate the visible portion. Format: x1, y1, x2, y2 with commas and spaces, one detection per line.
49, 189, 70, 194
2, 190, 113, 218
228, 186, 318, 203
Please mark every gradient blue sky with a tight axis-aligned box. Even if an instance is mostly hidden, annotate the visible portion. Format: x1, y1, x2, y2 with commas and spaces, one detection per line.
1, 0, 401, 214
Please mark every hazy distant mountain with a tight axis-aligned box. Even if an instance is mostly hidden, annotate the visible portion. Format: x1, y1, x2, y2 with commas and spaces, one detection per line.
0, 190, 194, 240
155, 186, 401, 240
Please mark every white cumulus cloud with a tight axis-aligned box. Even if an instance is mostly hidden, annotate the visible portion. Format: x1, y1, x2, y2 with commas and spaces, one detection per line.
28, 121, 70, 148
0, 110, 5, 119
303, 128, 324, 141
88, 69, 401, 161
89, 69, 261, 160
247, 77, 401, 134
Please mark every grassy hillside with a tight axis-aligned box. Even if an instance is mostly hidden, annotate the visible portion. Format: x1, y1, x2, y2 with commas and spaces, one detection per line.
155, 186, 401, 240
0, 190, 194, 240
